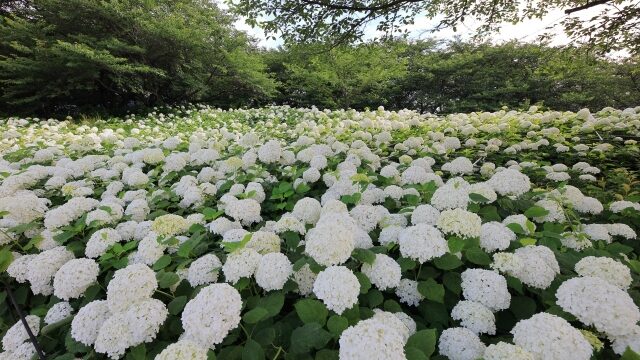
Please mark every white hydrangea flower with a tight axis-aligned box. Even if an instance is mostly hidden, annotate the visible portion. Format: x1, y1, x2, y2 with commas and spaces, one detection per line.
610, 325, 640, 355
410, 204, 440, 226
187, 254, 222, 287
313, 266, 360, 315
430, 177, 470, 210
461, 269, 510, 311
2, 315, 40, 352
152, 214, 189, 237
438, 327, 486, 360
398, 224, 448, 263
85, 228, 122, 259
511, 313, 592, 360
106, 263, 158, 312
45, 302, 73, 324
480, 222, 515, 252
451, 300, 496, 335
26, 246, 74, 295
155, 340, 208, 360
182, 283, 242, 348
395, 279, 424, 306
487, 169, 531, 196
304, 213, 356, 266
292, 197, 322, 224
574, 256, 632, 290
222, 248, 261, 284
255, 252, 292, 291
484, 342, 534, 360
437, 208, 482, 238
361, 254, 401, 291
556, 276, 640, 337
293, 263, 317, 296
338, 317, 406, 360
71, 300, 112, 346
94, 313, 132, 359
53, 258, 99, 300
125, 298, 168, 344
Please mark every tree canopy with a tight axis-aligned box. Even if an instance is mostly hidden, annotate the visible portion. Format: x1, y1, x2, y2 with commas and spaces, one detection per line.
231, 0, 640, 54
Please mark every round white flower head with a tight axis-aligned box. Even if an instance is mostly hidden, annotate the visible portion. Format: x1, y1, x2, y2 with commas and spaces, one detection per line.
125, 298, 168, 345
247, 231, 281, 254
26, 246, 74, 295
378, 225, 403, 246
273, 215, 307, 235
511, 313, 592, 360
155, 340, 208, 360
411, 204, 440, 226
85, 228, 122, 259
71, 300, 112, 346
293, 263, 317, 296
398, 224, 448, 263
2, 315, 40, 352
313, 266, 360, 315
461, 269, 510, 311
222, 248, 261, 284
371, 310, 416, 340
437, 208, 481, 238
224, 198, 262, 225
395, 278, 424, 306
511, 246, 559, 289
182, 283, 242, 348
480, 222, 515, 252
556, 276, 640, 337
255, 252, 293, 291
430, 178, 470, 210
304, 213, 356, 266
442, 157, 474, 175
574, 256, 632, 290
606, 223, 637, 239
208, 217, 242, 236
45, 302, 73, 324
338, 317, 406, 360
610, 325, 640, 355
7, 254, 36, 283
361, 253, 401, 291
106, 263, 157, 312
502, 214, 535, 235
292, 197, 322, 224
451, 300, 496, 335
581, 223, 611, 242
484, 342, 534, 360
152, 214, 189, 237
438, 327, 486, 360
610, 200, 640, 213
488, 169, 531, 196
53, 258, 99, 300
532, 199, 566, 223
257, 139, 282, 163
188, 253, 222, 287
94, 313, 132, 359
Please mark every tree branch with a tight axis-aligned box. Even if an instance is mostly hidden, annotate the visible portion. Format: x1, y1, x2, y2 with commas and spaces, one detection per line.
565, 0, 613, 14
299, 0, 423, 12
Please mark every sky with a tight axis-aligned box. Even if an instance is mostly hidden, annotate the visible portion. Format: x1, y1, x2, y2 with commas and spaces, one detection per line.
224, 1, 627, 53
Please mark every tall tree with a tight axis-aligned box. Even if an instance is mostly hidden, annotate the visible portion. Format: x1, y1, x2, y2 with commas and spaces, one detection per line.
231, 0, 640, 54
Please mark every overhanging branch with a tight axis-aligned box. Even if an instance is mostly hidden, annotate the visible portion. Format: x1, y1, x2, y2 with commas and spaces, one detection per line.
565, 0, 613, 14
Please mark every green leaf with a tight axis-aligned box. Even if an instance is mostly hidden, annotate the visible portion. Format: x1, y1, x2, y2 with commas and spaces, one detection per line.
289, 323, 332, 354
469, 193, 490, 202
354, 272, 370, 294
282, 231, 301, 249
506, 222, 525, 234
397, 257, 417, 271
156, 271, 180, 289
447, 236, 465, 253
417, 279, 444, 303
404, 347, 428, 360
295, 299, 328, 325
442, 272, 462, 295
519, 237, 537, 246
53, 230, 77, 244
259, 292, 284, 318
0, 247, 13, 272
524, 206, 549, 218
126, 344, 146, 360
242, 339, 265, 360
621, 348, 640, 360
243, 307, 269, 324
222, 233, 252, 253
510, 296, 537, 319
433, 253, 463, 270
465, 248, 491, 265
327, 315, 349, 336
352, 248, 376, 265
168, 296, 187, 315
405, 329, 437, 358
152, 255, 172, 270
41, 315, 73, 335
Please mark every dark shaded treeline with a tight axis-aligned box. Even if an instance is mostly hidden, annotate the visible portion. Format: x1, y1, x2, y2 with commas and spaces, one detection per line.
1, 1, 638, 117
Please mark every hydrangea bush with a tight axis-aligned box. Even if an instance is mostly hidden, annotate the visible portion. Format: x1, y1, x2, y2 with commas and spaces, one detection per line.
0, 105, 640, 359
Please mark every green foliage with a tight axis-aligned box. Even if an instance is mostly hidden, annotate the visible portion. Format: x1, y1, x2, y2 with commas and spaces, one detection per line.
0, 0, 276, 115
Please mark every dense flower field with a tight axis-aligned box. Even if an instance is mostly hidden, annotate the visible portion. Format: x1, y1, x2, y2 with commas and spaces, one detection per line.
0, 105, 640, 360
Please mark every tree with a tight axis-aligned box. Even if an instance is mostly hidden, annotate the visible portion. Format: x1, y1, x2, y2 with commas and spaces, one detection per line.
0, 0, 276, 115
231, 0, 640, 54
